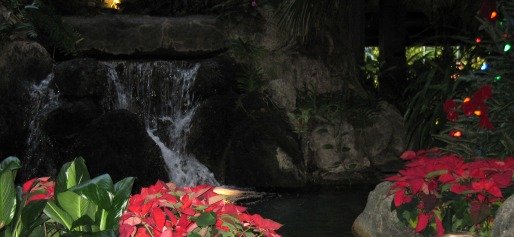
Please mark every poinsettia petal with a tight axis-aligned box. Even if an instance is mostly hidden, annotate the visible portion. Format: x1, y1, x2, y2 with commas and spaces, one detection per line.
435, 215, 445, 236
152, 207, 166, 231
415, 212, 430, 232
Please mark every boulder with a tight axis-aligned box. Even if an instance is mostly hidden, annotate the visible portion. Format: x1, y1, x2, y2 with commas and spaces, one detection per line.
352, 181, 420, 237
72, 110, 168, 189
0, 41, 52, 158
53, 58, 113, 107
63, 15, 226, 58
355, 102, 405, 171
190, 57, 239, 103
492, 194, 514, 237
307, 122, 371, 182
42, 99, 102, 145
0, 41, 53, 92
187, 95, 236, 177
223, 104, 306, 188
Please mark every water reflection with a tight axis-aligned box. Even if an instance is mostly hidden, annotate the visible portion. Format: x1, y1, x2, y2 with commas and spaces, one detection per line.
247, 185, 375, 237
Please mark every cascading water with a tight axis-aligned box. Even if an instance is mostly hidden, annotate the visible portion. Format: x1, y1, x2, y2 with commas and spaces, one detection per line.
24, 74, 60, 177
105, 61, 219, 187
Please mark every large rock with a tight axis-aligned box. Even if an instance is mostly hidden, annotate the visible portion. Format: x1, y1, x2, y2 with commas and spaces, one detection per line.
223, 102, 306, 188
354, 102, 405, 171
72, 110, 169, 189
42, 99, 102, 145
0, 41, 53, 91
63, 15, 226, 58
53, 58, 114, 107
0, 41, 52, 158
305, 101, 405, 184
352, 181, 420, 237
492, 194, 514, 237
307, 122, 371, 182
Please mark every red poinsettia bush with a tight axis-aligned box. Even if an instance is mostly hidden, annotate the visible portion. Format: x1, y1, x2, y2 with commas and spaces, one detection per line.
119, 181, 282, 237
387, 149, 514, 236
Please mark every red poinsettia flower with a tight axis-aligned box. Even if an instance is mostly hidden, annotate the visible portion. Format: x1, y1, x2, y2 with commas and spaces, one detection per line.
120, 181, 282, 237
22, 177, 55, 204
471, 180, 503, 198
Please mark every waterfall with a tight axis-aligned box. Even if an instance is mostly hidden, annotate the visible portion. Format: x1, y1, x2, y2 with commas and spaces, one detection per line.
105, 61, 219, 187
24, 74, 60, 177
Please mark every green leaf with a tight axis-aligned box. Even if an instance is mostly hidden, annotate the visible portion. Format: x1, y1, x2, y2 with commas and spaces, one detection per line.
21, 200, 46, 228
27, 225, 45, 237
196, 212, 216, 227
0, 157, 21, 174
44, 200, 74, 230
56, 157, 90, 194
62, 229, 116, 237
322, 144, 334, 149
188, 233, 202, 237
57, 191, 94, 222
0, 170, 16, 229
69, 174, 113, 210
71, 215, 95, 230
105, 177, 134, 229
425, 169, 448, 179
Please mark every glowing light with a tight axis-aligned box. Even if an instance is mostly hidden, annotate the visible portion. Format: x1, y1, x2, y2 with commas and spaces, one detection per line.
480, 63, 488, 71
213, 187, 244, 197
490, 11, 498, 20
495, 75, 502, 81
475, 37, 482, 43
435, 118, 440, 125
450, 130, 462, 138
504, 43, 512, 52
451, 73, 460, 80
463, 97, 471, 103
104, 0, 121, 9
474, 110, 482, 116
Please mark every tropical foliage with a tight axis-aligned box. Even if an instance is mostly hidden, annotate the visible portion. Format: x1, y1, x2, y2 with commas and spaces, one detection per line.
0, 157, 282, 237
0, 0, 81, 55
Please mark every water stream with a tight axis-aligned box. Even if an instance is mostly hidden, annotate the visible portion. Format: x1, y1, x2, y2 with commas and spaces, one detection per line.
104, 61, 218, 186
24, 74, 60, 177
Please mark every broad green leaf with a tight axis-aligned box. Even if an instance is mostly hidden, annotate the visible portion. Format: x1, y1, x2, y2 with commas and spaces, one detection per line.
0, 157, 21, 174
62, 229, 116, 237
105, 177, 134, 229
188, 233, 202, 237
27, 225, 44, 237
44, 200, 74, 230
94, 208, 109, 230
70, 174, 113, 209
21, 200, 46, 227
196, 212, 216, 227
71, 215, 95, 230
57, 191, 93, 222
0, 171, 16, 229
56, 157, 90, 194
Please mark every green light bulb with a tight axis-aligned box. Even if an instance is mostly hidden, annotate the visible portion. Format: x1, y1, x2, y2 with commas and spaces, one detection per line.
504, 43, 512, 52
495, 75, 502, 81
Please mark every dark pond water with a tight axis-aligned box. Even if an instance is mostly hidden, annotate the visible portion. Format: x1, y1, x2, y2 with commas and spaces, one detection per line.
247, 184, 376, 237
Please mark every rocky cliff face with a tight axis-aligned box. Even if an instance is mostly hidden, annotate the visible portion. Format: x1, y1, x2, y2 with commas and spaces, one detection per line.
1, 13, 406, 189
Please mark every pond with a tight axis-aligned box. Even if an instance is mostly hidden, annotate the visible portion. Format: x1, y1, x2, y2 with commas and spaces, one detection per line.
247, 184, 376, 237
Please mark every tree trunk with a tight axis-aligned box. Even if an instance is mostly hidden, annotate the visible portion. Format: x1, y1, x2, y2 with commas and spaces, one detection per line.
378, 0, 407, 109
330, 0, 367, 98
